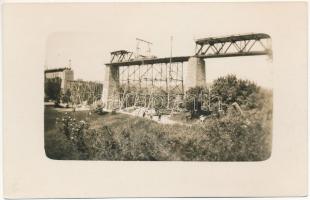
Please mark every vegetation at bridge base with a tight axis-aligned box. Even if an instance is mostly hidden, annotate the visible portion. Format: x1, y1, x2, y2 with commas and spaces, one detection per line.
183, 74, 263, 117
45, 75, 272, 161
45, 93, 272, 161
211, 74, 262, 110
184, 86, 206, 116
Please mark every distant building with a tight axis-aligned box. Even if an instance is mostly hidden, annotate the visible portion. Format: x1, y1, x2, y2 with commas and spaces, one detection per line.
44, 67, 74, 91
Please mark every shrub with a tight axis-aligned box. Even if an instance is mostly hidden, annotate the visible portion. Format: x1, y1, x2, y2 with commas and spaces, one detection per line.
211, 74, 260, 110
84, 126, 121, 160
45, 129, 81, 160
56, 112, 90, 155
200, 109, 272, 161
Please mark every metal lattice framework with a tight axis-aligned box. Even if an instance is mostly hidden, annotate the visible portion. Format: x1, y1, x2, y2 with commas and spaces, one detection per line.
66, 80, 103, 105
136, 38, 154, 59
104, 61, 185, 110
195, 33, 272, 58
119, 62, 184, 94
106, 91, 185, 112
110, 50, 134, 63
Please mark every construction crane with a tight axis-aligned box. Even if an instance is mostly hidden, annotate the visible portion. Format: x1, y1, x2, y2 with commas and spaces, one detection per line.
135, 38, 153, 59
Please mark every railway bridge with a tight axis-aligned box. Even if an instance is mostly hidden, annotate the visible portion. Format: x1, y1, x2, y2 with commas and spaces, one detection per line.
103, 33, 272, 110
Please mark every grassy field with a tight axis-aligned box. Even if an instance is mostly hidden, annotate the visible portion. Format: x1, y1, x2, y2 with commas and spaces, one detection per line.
45, 104, 272, 161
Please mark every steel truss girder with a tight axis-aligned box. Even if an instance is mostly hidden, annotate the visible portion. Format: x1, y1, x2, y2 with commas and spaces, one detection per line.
110, 50, 134, 63
66, 80, 103, 104
195, 33, 272, 58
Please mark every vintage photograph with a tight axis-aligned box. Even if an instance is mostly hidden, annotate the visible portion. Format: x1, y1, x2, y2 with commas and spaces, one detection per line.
44, 5, 273, 161
4, 2, 308, 198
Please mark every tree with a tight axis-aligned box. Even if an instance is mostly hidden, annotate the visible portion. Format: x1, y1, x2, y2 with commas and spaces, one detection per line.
45, 77, 62, 105
184, 86, 207, 116
211, 74, 260, 110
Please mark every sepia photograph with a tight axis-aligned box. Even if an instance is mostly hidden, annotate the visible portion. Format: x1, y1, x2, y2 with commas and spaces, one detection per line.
3, 2, 307, 198
44, 5, 273, 161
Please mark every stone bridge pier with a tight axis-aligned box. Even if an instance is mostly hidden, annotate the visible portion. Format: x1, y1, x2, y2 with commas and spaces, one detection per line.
183, 57, 206, 91
102, 65, 119, 108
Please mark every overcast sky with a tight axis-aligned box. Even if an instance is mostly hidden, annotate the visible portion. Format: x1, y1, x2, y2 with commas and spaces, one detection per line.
44, 3, 297, 89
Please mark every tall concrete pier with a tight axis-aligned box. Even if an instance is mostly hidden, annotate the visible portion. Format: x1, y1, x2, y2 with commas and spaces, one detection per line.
102, 65, 119, 108
183, 57, 206, 91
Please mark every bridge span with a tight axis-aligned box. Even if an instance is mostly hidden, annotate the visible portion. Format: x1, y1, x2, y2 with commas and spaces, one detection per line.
103, 33, 272, 109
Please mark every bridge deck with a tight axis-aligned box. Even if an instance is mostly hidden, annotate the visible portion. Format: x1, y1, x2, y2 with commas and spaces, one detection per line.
106, 51, 269, 67
106, 56, 190, 67
195, 33, 271, 45
106, 33, 271, 67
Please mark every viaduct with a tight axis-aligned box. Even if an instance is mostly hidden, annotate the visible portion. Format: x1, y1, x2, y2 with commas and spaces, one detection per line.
103, 33, 272, 109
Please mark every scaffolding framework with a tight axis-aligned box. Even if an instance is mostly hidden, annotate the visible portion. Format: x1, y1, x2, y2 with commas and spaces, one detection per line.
119, 62, 184, 94
66, 80, 103, 105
